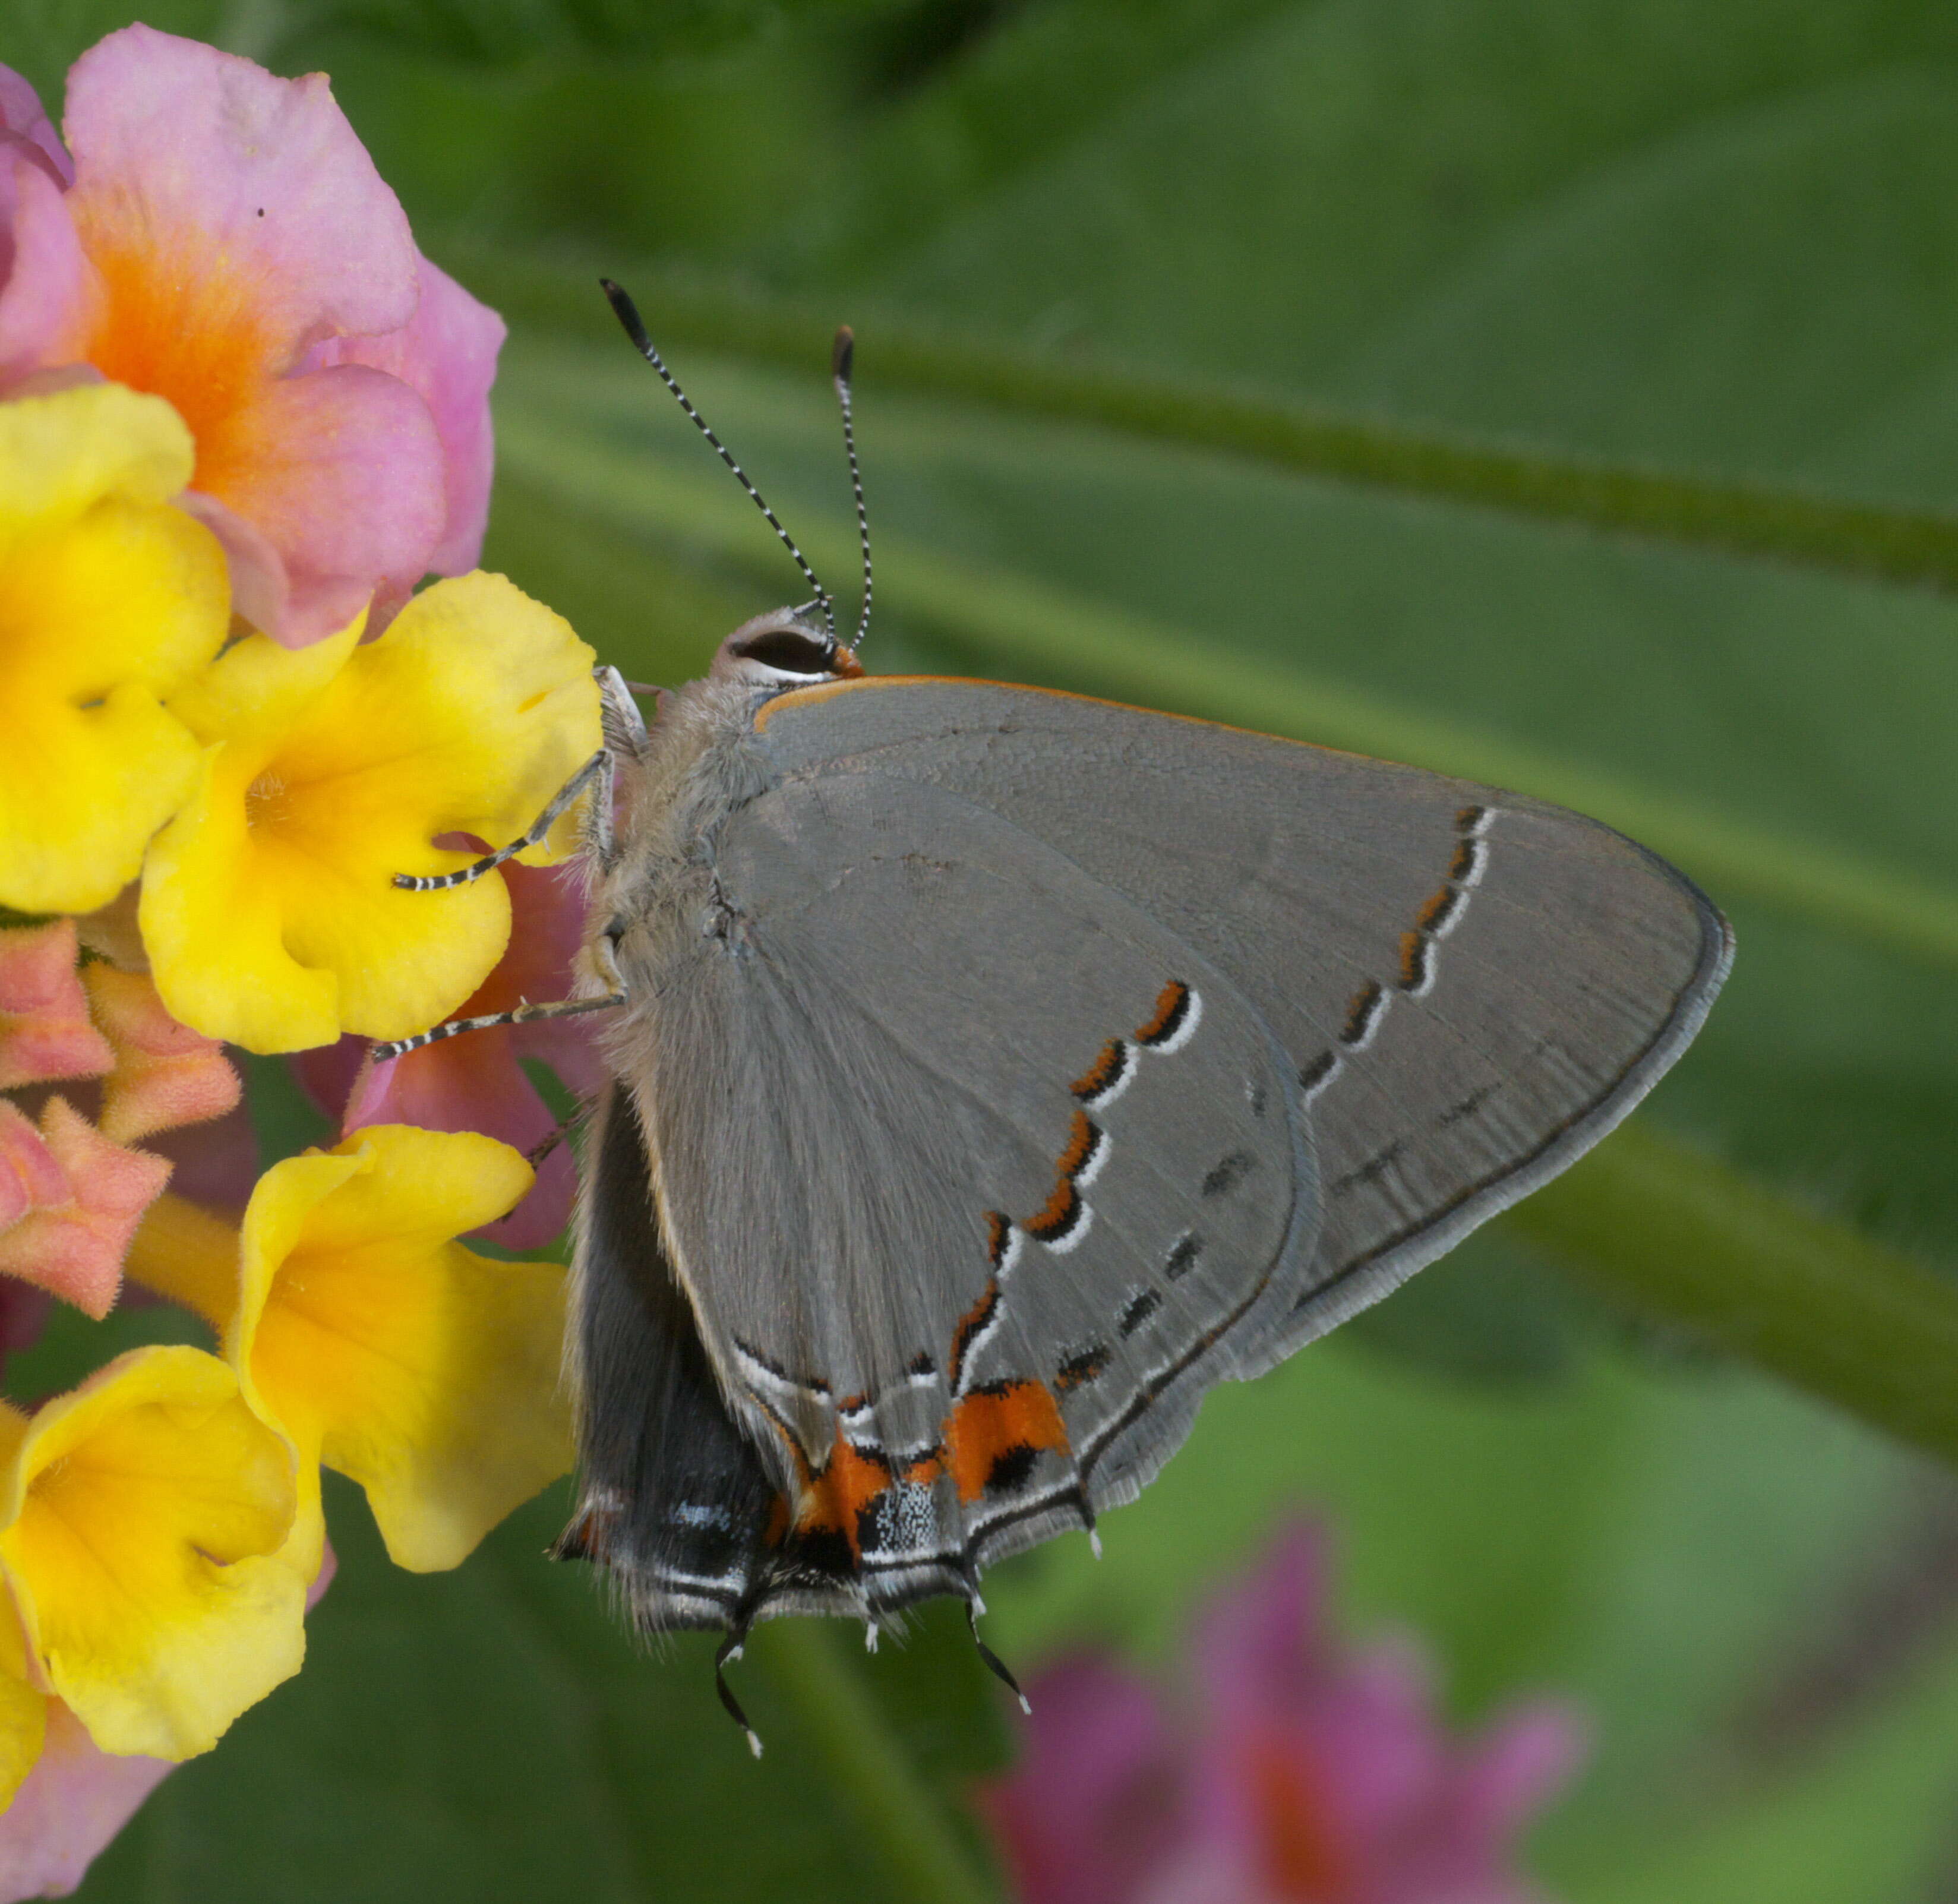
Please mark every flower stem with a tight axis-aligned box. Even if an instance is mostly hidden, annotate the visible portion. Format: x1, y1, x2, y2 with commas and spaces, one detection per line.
746, 1619, 1000, 1904
458, 242, 1958, 596
1506, 1123, 1958, 1468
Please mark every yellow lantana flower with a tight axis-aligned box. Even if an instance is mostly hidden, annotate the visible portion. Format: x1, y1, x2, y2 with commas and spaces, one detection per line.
0, 1346, 304, 1802
0, 383, 230, 914
138, 570, 599, 1054
127, 1125, 572, 1580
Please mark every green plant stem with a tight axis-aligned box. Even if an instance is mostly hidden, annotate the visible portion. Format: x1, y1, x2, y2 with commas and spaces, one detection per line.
494, 399, 1958, 972
747, 1621, 999, 1904
454, 241, 1958, 597
1505, 1123, 1958, 1467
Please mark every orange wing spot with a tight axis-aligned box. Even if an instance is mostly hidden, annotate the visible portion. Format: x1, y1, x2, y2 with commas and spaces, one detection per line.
1057, 1109, 1099, 1179
1071, 1038, 1126, 1100
945, 1381, 1069, 1503
1415, 885, 1457, 933
1135, 980, 1190, 1044
763, 1493, 791, 1548
1397, 930, 1426, 990
1025, 1177, 1081, 1242
792, 1433, 896, 1561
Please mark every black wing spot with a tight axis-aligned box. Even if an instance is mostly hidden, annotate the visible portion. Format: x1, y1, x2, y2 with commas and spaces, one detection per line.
985, 1444, 1041, 1495
1201, 1151, 1255, 1199
1331, 1140, 1406, 1196
1056, 1343, 1110, 1390
1119, 1287, 1164, 1337
1164, 1232, 1202, 1280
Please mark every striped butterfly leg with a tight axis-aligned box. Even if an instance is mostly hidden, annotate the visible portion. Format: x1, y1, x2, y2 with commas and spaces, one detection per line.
375, 727, 631, 1063
393, 746, 614, 893
371, 930, 628, 1062
391, 666, 645, 894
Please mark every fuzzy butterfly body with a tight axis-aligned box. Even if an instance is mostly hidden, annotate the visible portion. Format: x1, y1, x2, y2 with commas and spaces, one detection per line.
548, 614, 1730, 1644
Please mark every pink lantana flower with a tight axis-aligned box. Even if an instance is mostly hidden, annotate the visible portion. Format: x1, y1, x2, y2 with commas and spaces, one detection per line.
983, 1525, 1586, 1904
0, 26, 504, 645
0, 921, 112, 1092
295, 860, 603, 1249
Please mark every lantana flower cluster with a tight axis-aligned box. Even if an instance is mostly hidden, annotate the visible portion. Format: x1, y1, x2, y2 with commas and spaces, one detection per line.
0, 26, 602, 1896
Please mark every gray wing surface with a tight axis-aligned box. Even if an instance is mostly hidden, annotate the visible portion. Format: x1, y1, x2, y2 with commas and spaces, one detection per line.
623, 766, 1318, 1592
753, 677, 1732, 1372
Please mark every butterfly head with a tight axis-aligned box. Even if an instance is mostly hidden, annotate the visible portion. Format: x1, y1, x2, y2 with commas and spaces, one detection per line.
711, 610, 863, 693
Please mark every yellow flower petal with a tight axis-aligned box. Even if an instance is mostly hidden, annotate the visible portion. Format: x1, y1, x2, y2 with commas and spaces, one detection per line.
0, 381, 192, 539
140, 571, 598, 1052
0, 1348, 302, 1761
0, 384, 229, 914
233, 1125, 570, 1574
0, 1665, 47, 1813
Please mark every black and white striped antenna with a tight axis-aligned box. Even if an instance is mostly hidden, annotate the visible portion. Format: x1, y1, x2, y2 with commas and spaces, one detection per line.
832, 325, 873, 649
600, 277, 835, 639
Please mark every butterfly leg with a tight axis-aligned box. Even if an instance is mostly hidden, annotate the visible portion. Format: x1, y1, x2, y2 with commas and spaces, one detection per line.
368, 932, 629, 1063
393, 746, 611, 893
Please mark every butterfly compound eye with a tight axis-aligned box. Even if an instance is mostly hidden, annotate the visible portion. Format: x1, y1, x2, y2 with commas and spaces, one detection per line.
729, 627, 838, 676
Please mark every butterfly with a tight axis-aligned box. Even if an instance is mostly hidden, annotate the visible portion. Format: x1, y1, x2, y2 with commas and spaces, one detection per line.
380, 285, 1731, 1742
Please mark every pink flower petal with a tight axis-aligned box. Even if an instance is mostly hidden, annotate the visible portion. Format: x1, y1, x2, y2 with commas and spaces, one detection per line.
0, 66, 72, 184
204, 362, 446, 648
0, 1097, 169, 1317
321, 254, 504, 591
173, 491, 298, 652
62, 27, 417, 361
0, 151, 90, 388
1449, 1703, 1590, 1851
982, 1657, 1185, 1904
0, 920, 114, 1091
0, 1100, 70, 1230
1191, 1524, 1331, 1723
0, 1701, 172, 1901
81, 964, 241, 1145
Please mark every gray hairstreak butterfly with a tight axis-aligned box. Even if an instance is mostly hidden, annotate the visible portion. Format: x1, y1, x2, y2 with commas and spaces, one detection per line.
379, 283, 1732, 1748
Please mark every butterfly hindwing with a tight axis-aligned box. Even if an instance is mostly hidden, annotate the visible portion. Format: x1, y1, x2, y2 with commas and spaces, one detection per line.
618, 767, 1316, 1613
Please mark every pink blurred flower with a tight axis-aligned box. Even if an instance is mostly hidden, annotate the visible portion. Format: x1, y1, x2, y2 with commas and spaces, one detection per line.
0, 921, 112, 1092
984, 1525, 1586, 1904
0, 26, 504, 646
294, 860, 602, 1249
0, 1540, 337, 1901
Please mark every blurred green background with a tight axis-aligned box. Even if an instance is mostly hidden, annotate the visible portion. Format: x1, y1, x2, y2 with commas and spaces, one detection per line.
13, 1, 1958, 1898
